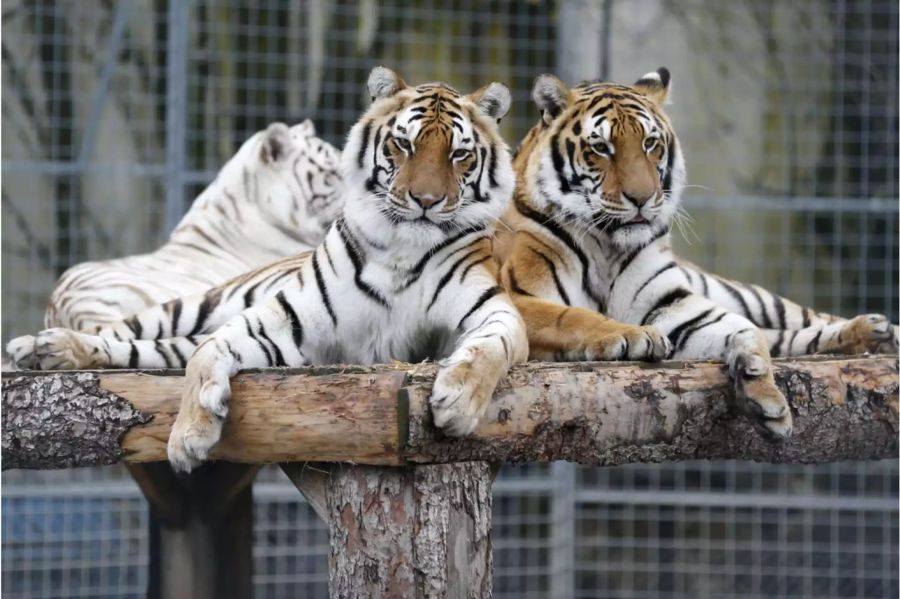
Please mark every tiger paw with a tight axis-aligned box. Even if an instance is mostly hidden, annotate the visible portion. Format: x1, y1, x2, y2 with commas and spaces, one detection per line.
33, 328, 106, 370
6, 335, 38, 370
827, 314, 898, 354
167, 406, 223, 473
587, 325, 671, 361
430, 357, 497, 437
731, 352, 793, 440
167, 343, 232, 472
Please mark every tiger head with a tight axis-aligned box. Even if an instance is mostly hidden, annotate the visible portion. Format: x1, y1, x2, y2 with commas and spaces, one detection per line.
520, 67, 686, 248
342, 67, 515, 248
209, 120, 345, 248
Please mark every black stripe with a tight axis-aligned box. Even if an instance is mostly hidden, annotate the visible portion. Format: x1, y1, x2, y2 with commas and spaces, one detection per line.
640, 288, 691, 325
520, 231, 567, 263
336, 219, 389, 308
224, 340, 242, 363
700, 273, 710, 297
154, 340, 174, 368
356, 121, 372, 168
312, 251, 337, 326
514, 197, 604, 309
717, 279, 754, 321
771, 329, 786, 357
276, 291, 304, 349
632, 261, 677, 303
805, 329, 823, 355
661, 139, 676, 192
402, 225, 486, 290
128, 342, 139, 368
788, 329, 800, 353
170, 342, 187, 367
243, 279, 265, 309
322, 240, 337, 274
667, 308, 715, 348
744, 285, 773, 328
427, 248, 483, 312
487, 143, 499, 187
256, 316, 285, 367
457, 286, 502, 330
460, 256, 491, 281
506, 268, 534, 297
189, 290, 220, 336
528, 247, 570, 305
772, 294, 787, 329
123, 315, 142, 339
549, 132, 571, 193
801, 307, 811, 328
171, 299, 182, 336
613, 226, 670, 285
677, 311, 728, 352
243, 315, 274, 366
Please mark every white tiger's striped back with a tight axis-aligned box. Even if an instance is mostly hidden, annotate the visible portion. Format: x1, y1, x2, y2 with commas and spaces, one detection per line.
44, 121, 344, 332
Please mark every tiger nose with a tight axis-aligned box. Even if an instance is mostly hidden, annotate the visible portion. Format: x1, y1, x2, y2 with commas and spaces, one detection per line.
623, 191, 654, 207
409, 192, 444, 210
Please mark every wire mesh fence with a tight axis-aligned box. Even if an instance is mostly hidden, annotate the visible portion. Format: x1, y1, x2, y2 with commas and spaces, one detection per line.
1, 1, 897, 597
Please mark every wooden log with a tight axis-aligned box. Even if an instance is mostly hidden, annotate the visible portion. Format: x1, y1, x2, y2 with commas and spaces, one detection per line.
1, 356, 897, 469
403, 356, 900, 465
326, 462, 492, 598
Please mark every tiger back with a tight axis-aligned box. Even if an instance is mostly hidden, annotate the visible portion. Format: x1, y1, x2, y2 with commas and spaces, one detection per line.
7, 120, 344, 369
45, 120, 343, 332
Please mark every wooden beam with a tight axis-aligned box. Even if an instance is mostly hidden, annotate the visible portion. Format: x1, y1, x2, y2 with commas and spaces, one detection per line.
2, 356, 897, 469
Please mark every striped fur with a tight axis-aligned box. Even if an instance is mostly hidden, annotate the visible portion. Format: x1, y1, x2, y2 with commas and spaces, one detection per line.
500, 68, 897, 440
7, 120, 344, 368
146, 67, 526, 471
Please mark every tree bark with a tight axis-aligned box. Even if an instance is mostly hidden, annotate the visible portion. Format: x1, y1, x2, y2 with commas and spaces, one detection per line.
2, 356, 897, 469
326, 462, 492, 599
1, 371, 150, 469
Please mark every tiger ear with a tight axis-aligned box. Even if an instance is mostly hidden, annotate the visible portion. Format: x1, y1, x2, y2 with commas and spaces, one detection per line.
296, 119, 316, 137
532, 75, 570, 125
468, 82, 511, 121
260, 122, 292, 164
367, 66, 407, 101
633, 67, 671, 105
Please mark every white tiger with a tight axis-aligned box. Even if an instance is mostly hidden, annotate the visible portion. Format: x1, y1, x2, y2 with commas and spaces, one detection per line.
7, 120, 344, 369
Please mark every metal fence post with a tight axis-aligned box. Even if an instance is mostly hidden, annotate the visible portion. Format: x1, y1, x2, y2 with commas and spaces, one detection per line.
550, 462, 577, 598
164, 0, 188, 234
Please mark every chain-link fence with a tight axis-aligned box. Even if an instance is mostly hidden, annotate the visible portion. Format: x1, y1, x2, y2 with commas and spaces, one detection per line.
2, 1, 897, 597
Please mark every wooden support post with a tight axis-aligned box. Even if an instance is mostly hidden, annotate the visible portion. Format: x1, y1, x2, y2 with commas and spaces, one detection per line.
127, 461, 259, 599
280, 462, 331, 521
320, 462, 493, 599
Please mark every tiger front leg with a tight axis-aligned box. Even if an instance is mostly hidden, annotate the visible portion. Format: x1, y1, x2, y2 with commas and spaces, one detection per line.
166, 337, 236, 472
6, 335, 38, 369
764, 314, 898, 357
30, 328, 112, 370
429, 291, 529, 436
724, 328, 793, 440
513, 295, 671, 361
167, 291, 309, 472
644, 294, 792, 440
